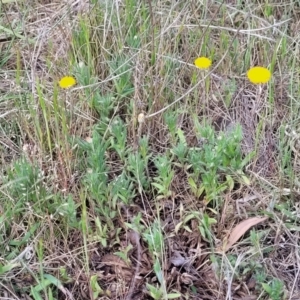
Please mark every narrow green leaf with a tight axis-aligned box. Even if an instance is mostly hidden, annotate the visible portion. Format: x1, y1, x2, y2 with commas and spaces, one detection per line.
0, 262, 20, 275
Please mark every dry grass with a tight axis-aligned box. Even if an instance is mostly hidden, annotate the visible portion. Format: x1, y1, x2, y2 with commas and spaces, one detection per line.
1, 0, 300, 299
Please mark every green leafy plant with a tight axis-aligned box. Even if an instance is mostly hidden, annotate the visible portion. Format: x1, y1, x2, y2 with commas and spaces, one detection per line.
146, 283, 181, 300
262, 278, 285, 300
171, 128, 189, 167
109, 171, 135, 205
114, 244, 133, 265
109, 54, 134, 99
198, 213, 217, 243
31, 273, 63, 300
146, 259, 181, 299
110, 117, 128, 161
152, 154, 174, 199
6, 158, 46, 209
187, 122, 247, 205
164, 111, 179, 143
82, 131, 112, 219
127, 150, 150, 192
90, 274, 105, 298
142, 220, 164, 259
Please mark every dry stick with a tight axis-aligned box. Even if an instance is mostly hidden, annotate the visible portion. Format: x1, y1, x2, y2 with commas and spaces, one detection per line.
145, 13, 251, 120
289, 239, 300, 300
170, 18, 290, 42
125, 231, 142, 300
145, 0, 156, 118
124, 210, 142, 300
0, 281, 20, 300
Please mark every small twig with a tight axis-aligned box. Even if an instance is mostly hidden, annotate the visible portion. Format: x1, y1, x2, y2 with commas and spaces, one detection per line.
0, 109, 18, 118
125, 230, 142, 300
124, 207, 142, 300
0, 281, 20, 300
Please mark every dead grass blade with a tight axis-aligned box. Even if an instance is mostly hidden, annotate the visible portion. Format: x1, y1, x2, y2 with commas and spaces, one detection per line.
222, 216, 268, 252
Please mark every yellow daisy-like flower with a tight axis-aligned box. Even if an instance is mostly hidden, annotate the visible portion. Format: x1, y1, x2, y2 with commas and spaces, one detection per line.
194, 56, 212, 69
247, 67, 271, 84
59, 76, 76, 89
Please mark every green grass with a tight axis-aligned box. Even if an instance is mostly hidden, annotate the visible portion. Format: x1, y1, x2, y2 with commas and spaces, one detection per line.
0, 0, 300, 299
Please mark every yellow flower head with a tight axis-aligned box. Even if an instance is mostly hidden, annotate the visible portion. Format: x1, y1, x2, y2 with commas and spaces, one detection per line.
59, 76, 76, 89
194, 56, 212, 69
247, 67, 271, 84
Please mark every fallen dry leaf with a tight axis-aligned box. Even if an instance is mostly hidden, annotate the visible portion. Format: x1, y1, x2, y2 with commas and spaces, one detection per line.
101, 254, 132, 280
170, 251, 187, 267
222, 216, 268, 252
